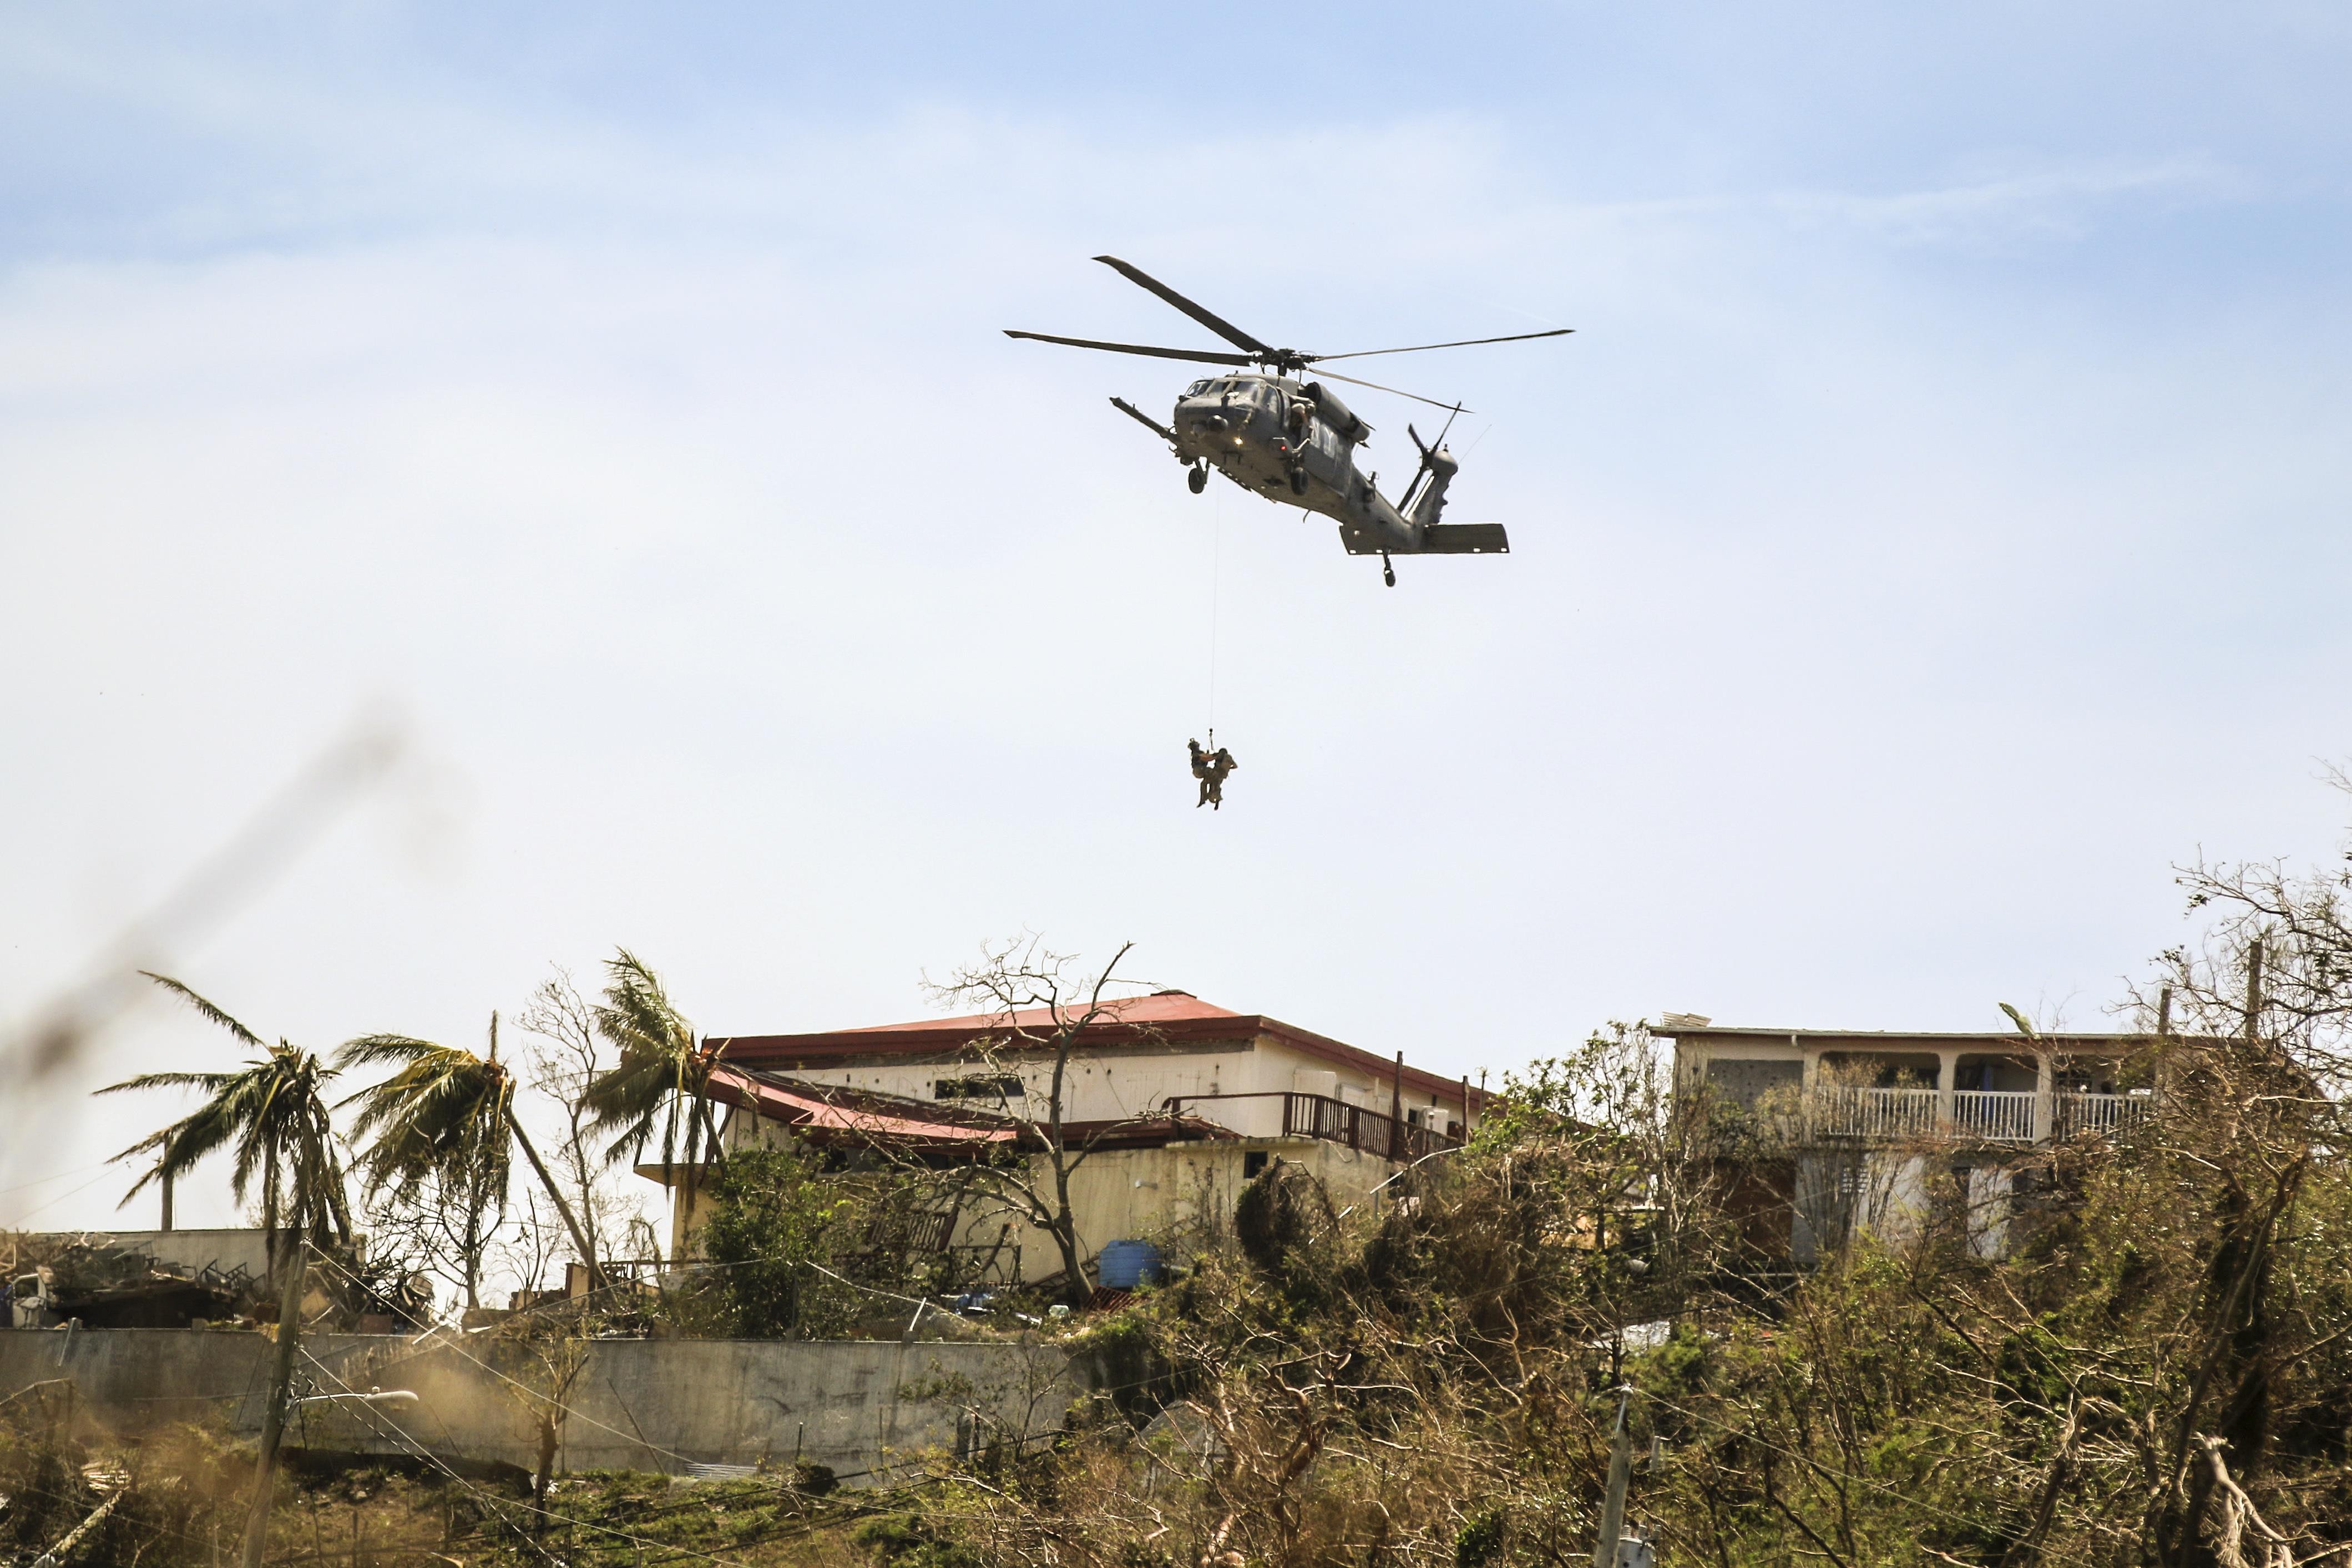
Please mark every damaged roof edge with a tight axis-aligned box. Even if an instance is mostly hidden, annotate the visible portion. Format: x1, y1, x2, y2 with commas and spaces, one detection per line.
706, 1010, 1485, 1107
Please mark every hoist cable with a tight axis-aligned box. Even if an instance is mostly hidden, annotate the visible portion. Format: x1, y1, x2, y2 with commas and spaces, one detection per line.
1207, 483, 1221, 744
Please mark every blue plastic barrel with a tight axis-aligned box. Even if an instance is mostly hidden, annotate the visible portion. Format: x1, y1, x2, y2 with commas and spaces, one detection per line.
1095, 1239, 1164, 1289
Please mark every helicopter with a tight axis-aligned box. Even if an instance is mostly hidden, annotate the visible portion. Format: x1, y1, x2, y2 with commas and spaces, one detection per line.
1008, 256, 1570, 586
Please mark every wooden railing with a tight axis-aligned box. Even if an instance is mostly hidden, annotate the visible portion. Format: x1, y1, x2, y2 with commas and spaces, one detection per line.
1162, 1091, 1461, 1164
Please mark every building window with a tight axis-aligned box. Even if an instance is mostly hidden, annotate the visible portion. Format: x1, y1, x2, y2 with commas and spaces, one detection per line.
935, 1075, 1025, 1101
1243, 1151, 1269, 1180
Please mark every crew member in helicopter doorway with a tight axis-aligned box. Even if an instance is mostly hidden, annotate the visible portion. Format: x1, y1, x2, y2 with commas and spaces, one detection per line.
1187, 738, 1238, 810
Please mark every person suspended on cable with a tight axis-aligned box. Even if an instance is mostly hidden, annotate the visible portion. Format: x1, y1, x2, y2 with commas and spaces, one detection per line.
1187, 737, 1238, 810
1206, 745, 1236, 808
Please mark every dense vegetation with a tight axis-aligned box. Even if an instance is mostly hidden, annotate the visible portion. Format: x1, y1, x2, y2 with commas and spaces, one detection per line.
909, 1016, 2352, 1568
12, 1013, 2350, 1565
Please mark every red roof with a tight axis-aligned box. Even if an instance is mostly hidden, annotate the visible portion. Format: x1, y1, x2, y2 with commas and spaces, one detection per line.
841, 992, 1245, 1034
708, 992, 1483, 1109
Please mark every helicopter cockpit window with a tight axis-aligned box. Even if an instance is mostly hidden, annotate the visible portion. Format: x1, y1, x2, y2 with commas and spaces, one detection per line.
1184, 380, 1211, 396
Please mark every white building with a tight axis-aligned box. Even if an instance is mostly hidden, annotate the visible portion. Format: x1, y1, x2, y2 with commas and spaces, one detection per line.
1652, 1019, 2153, 1262
654, 991, 1484, 1285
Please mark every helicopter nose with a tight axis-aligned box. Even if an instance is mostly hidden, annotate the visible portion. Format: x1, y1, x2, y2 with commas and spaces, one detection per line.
1200, 413, 1229, 432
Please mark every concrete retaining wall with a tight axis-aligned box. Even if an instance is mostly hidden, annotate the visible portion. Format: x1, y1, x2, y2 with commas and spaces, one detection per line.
0, 1328, 1073, 1483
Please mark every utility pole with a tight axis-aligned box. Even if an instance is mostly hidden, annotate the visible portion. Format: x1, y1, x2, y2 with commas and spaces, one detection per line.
1390, 1051, 1405, 1160
1591, 1385, 1633, 1568
2243, 939, 2264, 1047
241, 1235, 308, 1568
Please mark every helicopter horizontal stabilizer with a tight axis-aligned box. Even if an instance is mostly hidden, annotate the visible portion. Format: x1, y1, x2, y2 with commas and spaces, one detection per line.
1337, 522, 1509, 557
1417, 523, 1509, 554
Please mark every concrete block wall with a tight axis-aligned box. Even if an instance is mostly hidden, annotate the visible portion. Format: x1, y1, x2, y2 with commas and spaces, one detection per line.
0, 1328, 1074, 1483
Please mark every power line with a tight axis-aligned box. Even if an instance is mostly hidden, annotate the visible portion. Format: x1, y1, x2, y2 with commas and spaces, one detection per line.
296, 1343, 671, 1566
297, 1341, 947, 1566
4, 1169, 127, 1227
300, 1248, 706, 1470
0, 1157, 114, 1200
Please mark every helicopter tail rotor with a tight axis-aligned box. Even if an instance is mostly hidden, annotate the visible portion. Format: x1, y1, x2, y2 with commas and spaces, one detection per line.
1397, 405, 1465, 523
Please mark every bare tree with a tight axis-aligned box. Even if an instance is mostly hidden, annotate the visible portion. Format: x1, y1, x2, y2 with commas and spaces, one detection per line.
360, 1142, 504, 1313
518, 968, 648, 1282
488, 1311, 590, 1532
918, 936, 1156, 1306
2158, 765, 2352, 1095
491, 1188, 570, 1309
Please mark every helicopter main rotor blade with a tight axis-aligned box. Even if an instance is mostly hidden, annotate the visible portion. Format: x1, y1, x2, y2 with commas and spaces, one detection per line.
1092, 256, 1273, 356
1309, 327, 1574, 363
1004, 330, 1256, 367
1308, 368, 1475, 415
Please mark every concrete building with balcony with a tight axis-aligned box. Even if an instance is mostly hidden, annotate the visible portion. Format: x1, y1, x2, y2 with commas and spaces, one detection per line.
1652, 1017, 2155, 1263
650, 992, 1483, 1288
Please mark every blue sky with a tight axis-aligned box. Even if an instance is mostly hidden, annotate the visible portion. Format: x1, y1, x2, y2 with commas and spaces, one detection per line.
4, 3, 2350, 1234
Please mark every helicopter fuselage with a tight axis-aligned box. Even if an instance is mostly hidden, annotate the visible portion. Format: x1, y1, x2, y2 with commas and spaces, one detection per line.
1161, 372, 1504, 563
1171, 373, 1415, 554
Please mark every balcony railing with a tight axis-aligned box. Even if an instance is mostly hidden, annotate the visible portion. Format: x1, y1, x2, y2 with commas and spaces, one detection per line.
1163, 1091, 1461, 1164
1954, 1090, 2037, 1142
1809, 1086, 1939, 1140
1797, 1086, 2153, 1144
2057, 1091, 2152, 1139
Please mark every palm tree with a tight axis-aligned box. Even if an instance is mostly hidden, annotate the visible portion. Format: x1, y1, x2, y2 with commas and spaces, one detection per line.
336, 1017, 606, 1293
581, 949, 727, 1222
98, 973, 351, 1568
100, 973, 353, 1277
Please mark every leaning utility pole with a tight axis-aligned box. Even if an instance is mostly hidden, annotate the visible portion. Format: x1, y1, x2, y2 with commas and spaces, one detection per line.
1591, 1385, 1633, 1568
241, 1235, 308, 1568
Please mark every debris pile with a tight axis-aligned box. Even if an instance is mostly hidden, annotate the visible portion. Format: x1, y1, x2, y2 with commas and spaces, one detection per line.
4, 1234, 254, 1330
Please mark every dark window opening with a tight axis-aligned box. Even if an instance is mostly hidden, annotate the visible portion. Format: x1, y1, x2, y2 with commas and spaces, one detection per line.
935, 1075, 1025, 1101
1243, 1151, 1269, 1180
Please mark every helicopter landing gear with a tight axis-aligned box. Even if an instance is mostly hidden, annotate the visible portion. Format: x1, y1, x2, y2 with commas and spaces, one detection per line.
1287, 467, 1308, 496
1380, 552, 1396, 588
1187, 464, 1207, 494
